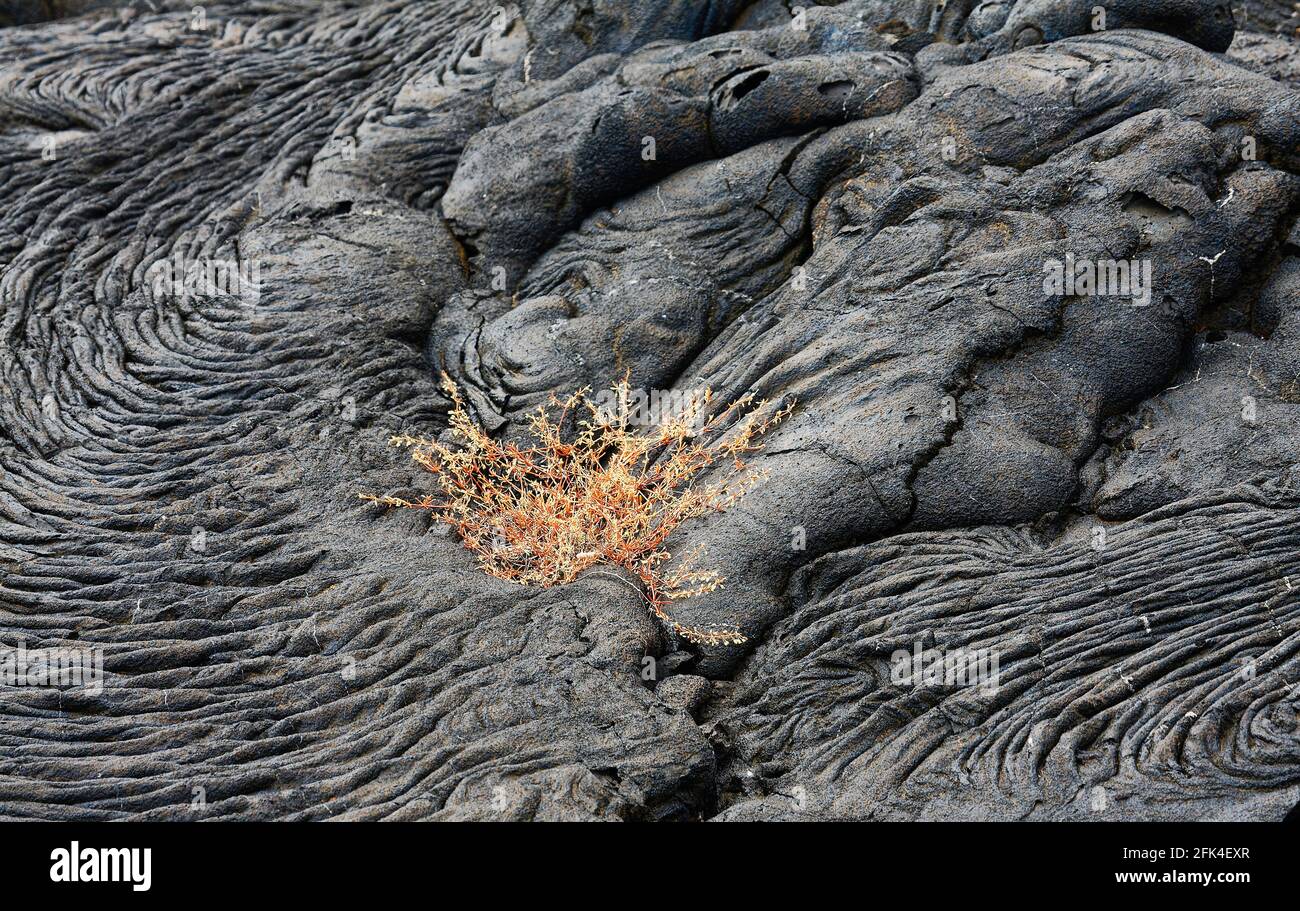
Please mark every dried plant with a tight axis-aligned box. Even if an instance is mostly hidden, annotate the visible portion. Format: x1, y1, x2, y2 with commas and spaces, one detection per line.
362, 373, 793, 646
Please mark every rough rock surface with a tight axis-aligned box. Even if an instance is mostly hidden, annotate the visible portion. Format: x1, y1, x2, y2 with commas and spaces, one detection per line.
1, 0, 1298, 821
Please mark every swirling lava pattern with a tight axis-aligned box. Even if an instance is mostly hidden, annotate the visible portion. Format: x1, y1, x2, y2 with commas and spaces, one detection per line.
1, 0, 1298, 819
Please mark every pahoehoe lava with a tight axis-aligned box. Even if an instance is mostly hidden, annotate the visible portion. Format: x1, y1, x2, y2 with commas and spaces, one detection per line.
1, 0, 1299, 820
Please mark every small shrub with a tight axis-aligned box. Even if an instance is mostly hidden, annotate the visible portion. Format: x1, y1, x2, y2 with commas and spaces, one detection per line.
362, 373, 792, 646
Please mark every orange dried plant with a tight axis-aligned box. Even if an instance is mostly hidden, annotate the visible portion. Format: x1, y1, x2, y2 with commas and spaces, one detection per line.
362, 373, 792, 646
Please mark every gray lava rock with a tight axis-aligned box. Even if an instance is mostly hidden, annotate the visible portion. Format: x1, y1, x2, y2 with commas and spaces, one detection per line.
1, 0, 1299, 821
657, 674, 711, 716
